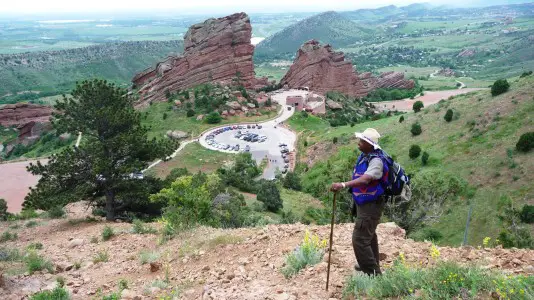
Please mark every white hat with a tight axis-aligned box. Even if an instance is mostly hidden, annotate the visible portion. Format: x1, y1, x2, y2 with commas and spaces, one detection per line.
355, 128, 381, 149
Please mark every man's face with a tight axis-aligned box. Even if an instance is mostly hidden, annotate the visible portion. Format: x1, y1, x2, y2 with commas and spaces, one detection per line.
358, 138, 373, 153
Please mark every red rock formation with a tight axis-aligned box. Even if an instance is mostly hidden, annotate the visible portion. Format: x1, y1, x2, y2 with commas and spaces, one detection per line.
0, 103, 53, 127
281, 40, 414, 97
133, 13, 259, 105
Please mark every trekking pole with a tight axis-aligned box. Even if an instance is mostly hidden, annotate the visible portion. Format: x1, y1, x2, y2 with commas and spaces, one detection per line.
326, 190, 338, 291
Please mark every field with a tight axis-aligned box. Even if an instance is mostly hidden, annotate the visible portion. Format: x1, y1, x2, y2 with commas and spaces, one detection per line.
145, 142, 233, 178
141, 102, 278, 139
289, 75, 534, 246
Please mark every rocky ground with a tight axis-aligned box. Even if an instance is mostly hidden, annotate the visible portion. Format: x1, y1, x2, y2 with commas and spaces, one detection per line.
1, 203, 533, 300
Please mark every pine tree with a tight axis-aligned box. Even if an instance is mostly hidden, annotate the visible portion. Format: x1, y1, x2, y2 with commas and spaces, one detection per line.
24, 79, 174, 220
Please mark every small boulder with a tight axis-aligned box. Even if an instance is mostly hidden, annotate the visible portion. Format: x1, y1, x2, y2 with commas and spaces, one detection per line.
67, 239, 84, 248
166, 130, 189, 140
196, 114, 204, 121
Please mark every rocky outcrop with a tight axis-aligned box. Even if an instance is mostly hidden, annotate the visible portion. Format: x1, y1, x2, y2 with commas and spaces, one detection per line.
0, 103, 53, 127
360, 71, 416, 90
133, 13, 260, 105
281, 40, 414, 98
457, 49, 475, 57
166, 130, 189, 140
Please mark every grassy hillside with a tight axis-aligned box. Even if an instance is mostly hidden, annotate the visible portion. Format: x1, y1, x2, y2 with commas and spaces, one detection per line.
289, 75, 534, 247
0, 40, 183, 97
255, 11, 373, 57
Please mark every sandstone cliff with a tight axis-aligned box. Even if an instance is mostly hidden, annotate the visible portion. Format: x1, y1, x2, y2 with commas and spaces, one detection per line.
281, 40, 414, 98
133, 13, 261, 105
0, 103, 53, 127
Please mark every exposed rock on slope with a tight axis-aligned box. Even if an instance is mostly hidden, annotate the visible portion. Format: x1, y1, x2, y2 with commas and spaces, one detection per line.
0, 103, 53, 127
133, 13, 262, 105
280, 40, 414, 97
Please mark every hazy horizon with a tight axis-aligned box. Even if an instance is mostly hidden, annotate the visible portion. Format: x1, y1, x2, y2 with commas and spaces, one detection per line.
2, 0, 532, 18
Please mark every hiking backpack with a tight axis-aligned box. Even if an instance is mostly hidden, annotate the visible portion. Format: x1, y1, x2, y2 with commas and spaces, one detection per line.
379, 151, 411, 199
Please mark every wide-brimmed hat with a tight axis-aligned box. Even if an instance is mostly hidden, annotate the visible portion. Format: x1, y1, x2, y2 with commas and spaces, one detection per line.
355, 128, 381, 149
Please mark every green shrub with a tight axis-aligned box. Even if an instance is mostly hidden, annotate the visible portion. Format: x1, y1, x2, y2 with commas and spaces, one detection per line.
281, 231, 326, 278
56, 276, 66, 287
47, 206, 66, 219
205, 111, 222, 124
25, 251, 54, 274
421, 151, 429, 165
332, 137, 338, 144
0, 247, 22, 261
25, 220, 39, 228
411, 123, 422, 136
162, 112, 168, 120
399, 115, 404, 123
0, 198, 8, 221
303, 140, 308, 147
257, 180, 283, 212
491, 79, 510, 96
30, 287, 70, 300
409, 145, 422, 159
413, 101, 424, 113
0, 231, 18, 242
27, 242, 44, 250
520, 70, 533, 78
139, 250, 160, 265
131, 219, 157, 234
516, 132, 534, 152
412, 228, 443, 242
102, 226, 115, 241
300, 111, 308, 118
118, 279, 128, 290
283, 172, 302, 191
520, 205, 534, 224
186, 109, 195, 117
93, 250, 109, 263
444, 109, 453, 122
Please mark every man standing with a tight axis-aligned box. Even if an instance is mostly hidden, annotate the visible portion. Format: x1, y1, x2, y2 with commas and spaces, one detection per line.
330, 128, 388, 276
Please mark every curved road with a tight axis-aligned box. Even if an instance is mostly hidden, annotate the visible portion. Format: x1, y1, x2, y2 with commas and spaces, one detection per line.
198, 89, 307, 179
145, 89, 308, 179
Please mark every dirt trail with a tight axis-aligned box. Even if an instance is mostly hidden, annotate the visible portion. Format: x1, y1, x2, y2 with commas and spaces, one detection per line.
0, 160, 46, 213
371, 88, 485, 112
1, 204, 532, 299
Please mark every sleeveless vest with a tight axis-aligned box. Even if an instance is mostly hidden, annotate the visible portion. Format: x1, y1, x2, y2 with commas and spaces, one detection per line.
351, 150, 389, 205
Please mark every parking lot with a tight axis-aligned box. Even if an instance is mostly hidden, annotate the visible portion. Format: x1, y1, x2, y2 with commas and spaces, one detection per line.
199, 89, 309, 179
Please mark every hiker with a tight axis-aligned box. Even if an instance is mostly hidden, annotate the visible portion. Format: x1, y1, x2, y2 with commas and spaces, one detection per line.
330, 128, 387, 276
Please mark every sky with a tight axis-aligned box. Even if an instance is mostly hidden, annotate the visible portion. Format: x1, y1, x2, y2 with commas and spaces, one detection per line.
0, 0, 530, 15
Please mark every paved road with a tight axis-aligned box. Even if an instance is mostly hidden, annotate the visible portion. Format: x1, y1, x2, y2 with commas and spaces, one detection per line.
198, 89, 308, 179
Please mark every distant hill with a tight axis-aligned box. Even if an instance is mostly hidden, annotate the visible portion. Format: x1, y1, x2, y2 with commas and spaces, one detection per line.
0, 40, 184, 97
341, 2, 534, 23
255, 11, 374, 57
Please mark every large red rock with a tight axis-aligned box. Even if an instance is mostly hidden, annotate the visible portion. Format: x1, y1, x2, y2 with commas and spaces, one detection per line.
281, 40, 414, 98
133, 13, 259, 105
0, 103, 53, 127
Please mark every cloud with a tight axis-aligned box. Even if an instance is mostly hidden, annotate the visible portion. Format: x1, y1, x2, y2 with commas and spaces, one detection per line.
1, 0, 506, 14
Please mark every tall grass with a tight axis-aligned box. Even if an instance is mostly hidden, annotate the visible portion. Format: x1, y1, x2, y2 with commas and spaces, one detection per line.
343, 259, 534, 299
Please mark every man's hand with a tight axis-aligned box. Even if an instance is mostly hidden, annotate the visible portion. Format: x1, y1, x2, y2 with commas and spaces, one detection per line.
330, 182, 345, 192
